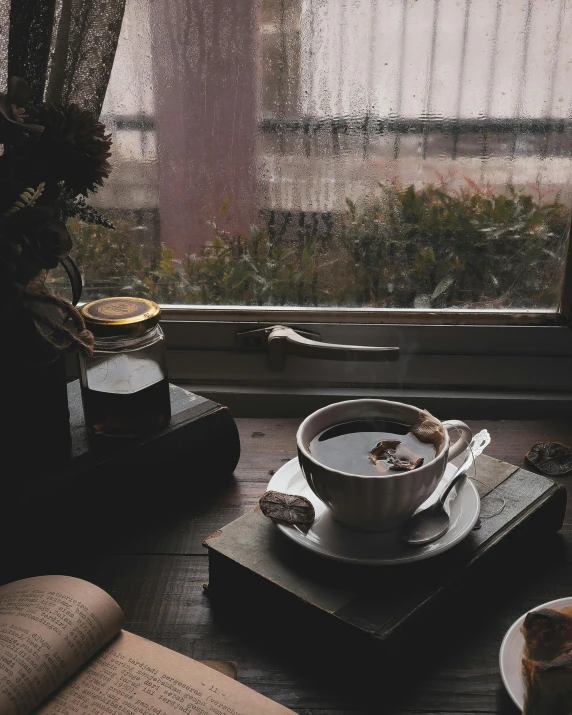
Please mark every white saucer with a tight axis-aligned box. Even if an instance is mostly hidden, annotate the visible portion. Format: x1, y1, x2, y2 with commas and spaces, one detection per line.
499, 596, 572, 711
267, 457, 480, 566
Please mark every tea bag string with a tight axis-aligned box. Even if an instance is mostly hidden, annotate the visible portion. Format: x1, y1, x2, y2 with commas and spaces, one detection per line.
450, 425, 505, 519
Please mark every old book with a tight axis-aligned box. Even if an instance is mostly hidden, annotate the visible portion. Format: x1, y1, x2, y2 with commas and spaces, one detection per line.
205, 455, 567, 667
0, 575, 293, 715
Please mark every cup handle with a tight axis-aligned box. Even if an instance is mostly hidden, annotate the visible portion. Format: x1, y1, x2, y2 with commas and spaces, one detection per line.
442, 420, 472, 461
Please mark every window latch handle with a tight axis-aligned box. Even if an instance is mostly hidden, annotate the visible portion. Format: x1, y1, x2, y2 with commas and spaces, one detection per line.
237, 325, 399, 371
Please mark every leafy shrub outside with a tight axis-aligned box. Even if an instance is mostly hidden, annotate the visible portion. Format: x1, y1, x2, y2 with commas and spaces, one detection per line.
62, 178, 570, 310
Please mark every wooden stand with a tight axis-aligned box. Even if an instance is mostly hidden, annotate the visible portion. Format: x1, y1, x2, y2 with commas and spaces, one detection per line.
11, 380, 240, 503
205, 455, 566, 674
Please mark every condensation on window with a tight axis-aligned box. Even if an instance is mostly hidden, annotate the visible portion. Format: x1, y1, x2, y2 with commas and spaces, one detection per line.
72, 0, 572, 311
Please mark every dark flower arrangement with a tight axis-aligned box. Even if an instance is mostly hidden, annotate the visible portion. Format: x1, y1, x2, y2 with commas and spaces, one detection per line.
0, 77, 114, 357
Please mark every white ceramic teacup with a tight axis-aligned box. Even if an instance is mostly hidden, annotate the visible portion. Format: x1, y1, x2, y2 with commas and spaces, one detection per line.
296, 399, 472, 532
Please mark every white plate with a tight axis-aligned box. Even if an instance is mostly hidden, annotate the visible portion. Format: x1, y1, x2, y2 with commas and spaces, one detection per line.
267, 457, 480, 566
499, 596, 572, 711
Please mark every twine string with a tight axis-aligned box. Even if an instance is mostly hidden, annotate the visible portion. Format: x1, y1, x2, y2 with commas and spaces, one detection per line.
17, 283, 93, 355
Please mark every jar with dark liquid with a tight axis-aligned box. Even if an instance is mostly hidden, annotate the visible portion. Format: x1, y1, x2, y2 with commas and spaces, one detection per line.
79, 297, 171, 437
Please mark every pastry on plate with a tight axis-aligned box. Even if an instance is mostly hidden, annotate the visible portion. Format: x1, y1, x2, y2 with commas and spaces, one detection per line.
522, 607, 572, 714
523, 651, 572, 714
523, 608, 572, 661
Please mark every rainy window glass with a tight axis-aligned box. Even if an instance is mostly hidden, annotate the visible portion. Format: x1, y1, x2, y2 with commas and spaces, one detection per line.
70, 0, 572, 311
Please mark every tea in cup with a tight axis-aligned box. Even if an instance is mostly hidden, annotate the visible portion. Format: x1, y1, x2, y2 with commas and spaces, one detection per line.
296, 399, 472, 532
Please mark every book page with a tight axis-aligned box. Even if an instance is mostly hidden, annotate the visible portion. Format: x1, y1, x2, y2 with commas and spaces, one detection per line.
37, 630, 294, 715
0, 576, 124, 715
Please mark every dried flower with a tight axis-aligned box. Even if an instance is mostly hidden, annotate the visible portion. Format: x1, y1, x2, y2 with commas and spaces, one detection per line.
526, 442, 572, 476
0, 76, 115, 286
2, 204, 71, 282
31, 103, 112, 196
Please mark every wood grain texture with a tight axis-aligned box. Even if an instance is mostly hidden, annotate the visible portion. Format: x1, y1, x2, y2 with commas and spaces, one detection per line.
2, 417, 572, 714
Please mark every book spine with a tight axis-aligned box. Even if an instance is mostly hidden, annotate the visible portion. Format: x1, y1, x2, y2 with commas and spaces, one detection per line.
14, 405, 241, 505
156, 405, 241, 476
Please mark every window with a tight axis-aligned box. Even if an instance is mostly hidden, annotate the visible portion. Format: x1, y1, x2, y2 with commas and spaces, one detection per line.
57, 0, 572, 409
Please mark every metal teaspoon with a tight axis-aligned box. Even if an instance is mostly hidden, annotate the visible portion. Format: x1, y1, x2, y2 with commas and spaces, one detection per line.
402, 429, 491, 547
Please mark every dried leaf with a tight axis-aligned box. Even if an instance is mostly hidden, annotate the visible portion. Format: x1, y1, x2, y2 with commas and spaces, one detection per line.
526, 442, 572, 476
259, 491, 315, 525
390, 456, 424, 471
370, 440, 424, 471
370, 439, 401, 464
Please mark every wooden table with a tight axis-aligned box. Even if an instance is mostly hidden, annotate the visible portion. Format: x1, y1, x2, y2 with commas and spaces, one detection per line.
5, 417, 572, 714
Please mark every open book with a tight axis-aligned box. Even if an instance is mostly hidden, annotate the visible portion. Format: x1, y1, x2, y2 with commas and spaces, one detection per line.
0, 575, 294, 715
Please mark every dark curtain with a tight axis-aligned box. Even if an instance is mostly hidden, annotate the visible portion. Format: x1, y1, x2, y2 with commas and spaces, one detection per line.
8, 0, 56, 103
6, 0, 126, 116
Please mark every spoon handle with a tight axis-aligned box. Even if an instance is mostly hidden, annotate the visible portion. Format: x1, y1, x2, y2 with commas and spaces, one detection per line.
438, 455, 474, 507
438, 429, 491, 507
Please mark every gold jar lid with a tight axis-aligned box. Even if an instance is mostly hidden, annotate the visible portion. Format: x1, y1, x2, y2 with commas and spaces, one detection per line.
81, 297, 161, 336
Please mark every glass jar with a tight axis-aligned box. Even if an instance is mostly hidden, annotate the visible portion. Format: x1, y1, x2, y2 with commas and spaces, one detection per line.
79, 297, 171, 437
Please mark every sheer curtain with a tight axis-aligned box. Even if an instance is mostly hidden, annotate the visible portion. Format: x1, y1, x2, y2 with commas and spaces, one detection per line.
1, 0, 125, 114
149, 1, 259, 255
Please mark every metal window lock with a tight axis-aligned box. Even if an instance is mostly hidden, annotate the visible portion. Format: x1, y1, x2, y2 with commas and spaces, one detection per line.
236, 325, 400, 371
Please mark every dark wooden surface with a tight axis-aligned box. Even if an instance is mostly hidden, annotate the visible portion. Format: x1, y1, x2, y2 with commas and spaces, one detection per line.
5, 417, 572, 714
